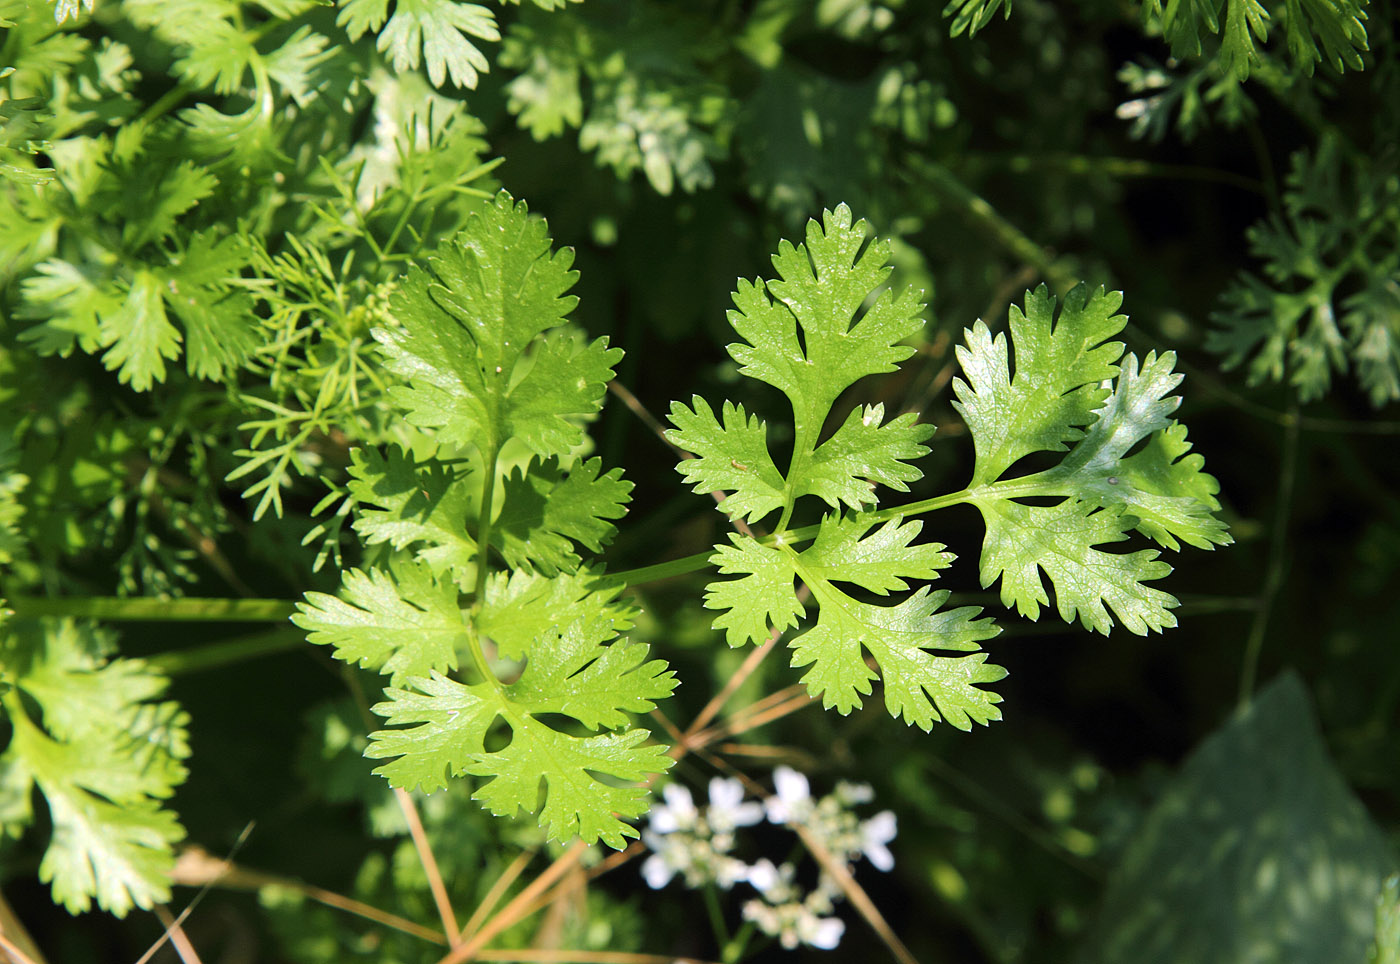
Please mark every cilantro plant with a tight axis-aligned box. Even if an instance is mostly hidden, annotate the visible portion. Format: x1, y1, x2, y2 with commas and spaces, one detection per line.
1, 0, 1396, 959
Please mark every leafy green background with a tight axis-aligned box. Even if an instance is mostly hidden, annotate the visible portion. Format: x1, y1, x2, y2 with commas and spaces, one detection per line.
1, 0, 1398, 960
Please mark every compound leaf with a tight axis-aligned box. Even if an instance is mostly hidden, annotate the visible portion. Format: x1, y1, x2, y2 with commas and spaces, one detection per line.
376, 192, 609, 458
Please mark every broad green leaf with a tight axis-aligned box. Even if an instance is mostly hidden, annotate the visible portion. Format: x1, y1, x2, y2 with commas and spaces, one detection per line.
726, 203, 925, 437
799, 404, 934, 512
666, 397, 786, 524
505, 622, 675, 730
1025, 351, 1233, 552
478, 569, 636, 661
953, 283, 1127, 486
704, 536, 805, 647
292, 564, 464, 685
467, 722, 673, 850
347, 446, 479, 585
367, 670, 675, 847
338, 0, 498, 88
492, 457, 631, 576
798, 515, 953, 595
788, 582, 1002, 730
0, 620, 188, 917
376, 192, 617, 459
363, 671, 496, 792
98, 271, 181, 392
974, 498, 1177, 635
1080, 673, 1396, 964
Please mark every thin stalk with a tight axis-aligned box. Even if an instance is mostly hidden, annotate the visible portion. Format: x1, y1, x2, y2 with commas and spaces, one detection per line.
147, 628, 306, 675
461, 850, 536, 942
1238, 404, 1301, 709
6, 596, 296, 622
395, 789, 462, 947
467, 443, 503, 686
702, 884, 730, 948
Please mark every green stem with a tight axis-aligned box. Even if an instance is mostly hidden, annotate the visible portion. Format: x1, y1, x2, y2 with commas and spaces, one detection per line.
467, 442, 503, 687
1237, 404, 1301, 710
702, 883, 731, 948
904, 156, 1077, 291
147, 628, 307, 675
6, 596, 296, 622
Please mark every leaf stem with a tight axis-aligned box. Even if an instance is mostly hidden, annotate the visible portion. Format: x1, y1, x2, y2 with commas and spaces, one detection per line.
5, 596, 297, 622
468, 443, 503, 687
1237, 403, 1301, 709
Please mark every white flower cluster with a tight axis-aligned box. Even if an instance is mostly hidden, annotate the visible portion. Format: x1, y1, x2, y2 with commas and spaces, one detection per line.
640, 766, 897, 952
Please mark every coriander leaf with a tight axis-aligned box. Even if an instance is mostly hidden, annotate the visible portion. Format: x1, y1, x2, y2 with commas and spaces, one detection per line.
798, 515, 954, 595
98, 271, 181, 392
668, 205, 930, 526
492, 457, 631, 576
468, 722, 672, 850
953, 283, 1127, 486
504, 620, 676, 730
346, 446, 479, 586
363, 671, 495, 792
479, 569, 636, 661
341, 0, 499, 89
974, 498, 1178, 635
704, 536, 804, 647
367, 672, 675, 847
1027, 351, 1232, 552
292, 563, 464, 685
376, 192, 612, 459
788, 581, 1003, 730
0, 620, 188, 917
504, 330, 624, 460
799, 404, 934, 512
1114, 422, 1230, 551
666, 397, 786, 523
727, 203, 925, 439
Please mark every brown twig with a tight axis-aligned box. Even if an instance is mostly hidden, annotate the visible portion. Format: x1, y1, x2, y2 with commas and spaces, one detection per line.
172, 846, 446, 945
396, 788, 462, 946
153, 906, 204, 964
793, 825, 920, 964
461, 849, 537, 943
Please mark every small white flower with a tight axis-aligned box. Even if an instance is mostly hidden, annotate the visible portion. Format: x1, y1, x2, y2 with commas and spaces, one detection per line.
860, 810, 897, 872
648, 783, 698, 834
744, 857, 780, 894
706, 777, 764, 834
766, 766, 814, 825
641, 832, 690, 889
797, 909, 845, 950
